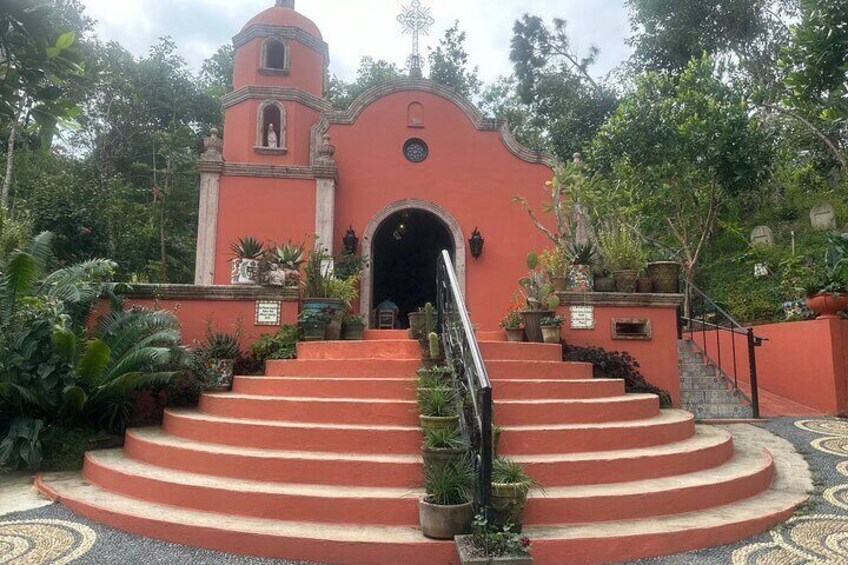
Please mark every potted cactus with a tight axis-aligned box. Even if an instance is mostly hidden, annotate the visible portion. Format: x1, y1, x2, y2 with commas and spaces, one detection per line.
519, 252, 561, 343
229, 236, 264, 285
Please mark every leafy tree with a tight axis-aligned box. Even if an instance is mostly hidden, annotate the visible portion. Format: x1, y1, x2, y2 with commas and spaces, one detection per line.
428, 22, 481, 99
327, 57, 406, 109
592, 56, 772, 303
478, 76, 546, 151
510, 15, 619, 160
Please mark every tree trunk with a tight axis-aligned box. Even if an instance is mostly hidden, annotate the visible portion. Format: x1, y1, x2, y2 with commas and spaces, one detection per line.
1, 119, 17, 209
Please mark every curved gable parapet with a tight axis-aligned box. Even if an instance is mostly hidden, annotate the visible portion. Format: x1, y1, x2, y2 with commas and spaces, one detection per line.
309, 79, 556, 166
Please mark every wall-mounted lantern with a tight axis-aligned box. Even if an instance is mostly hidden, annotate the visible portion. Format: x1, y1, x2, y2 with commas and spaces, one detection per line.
469, 228, 484, 260
343, 226, 358, 254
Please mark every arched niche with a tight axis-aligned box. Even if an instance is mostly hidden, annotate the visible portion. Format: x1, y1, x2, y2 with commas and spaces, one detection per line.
255, 100, 287, 153
407, 102, 424, 128
260, 38, 290, 75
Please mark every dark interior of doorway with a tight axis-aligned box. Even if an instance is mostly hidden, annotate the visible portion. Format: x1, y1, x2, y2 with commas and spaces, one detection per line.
372, 209, 454, 328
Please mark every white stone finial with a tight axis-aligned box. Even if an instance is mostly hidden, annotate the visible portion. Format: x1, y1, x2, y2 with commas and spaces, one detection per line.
276, 0, 295, 8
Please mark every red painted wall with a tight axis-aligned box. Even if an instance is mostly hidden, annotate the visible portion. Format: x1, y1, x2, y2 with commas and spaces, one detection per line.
233, 38, 324, 96
558, 304, 682, 407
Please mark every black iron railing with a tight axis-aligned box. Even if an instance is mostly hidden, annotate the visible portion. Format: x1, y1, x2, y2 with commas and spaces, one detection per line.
680, 281, 763, 419
436, 249, 493, 513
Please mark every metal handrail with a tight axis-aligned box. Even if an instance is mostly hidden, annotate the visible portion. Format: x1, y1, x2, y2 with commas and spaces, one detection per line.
680, 280, 762, 419
436, 249, 493, 514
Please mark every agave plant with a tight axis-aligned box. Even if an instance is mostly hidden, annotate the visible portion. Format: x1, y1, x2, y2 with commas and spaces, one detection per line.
566, 241, 597, 266
271, 242, 305, 270
229, 236, 265, 260
424, 458, 474, 505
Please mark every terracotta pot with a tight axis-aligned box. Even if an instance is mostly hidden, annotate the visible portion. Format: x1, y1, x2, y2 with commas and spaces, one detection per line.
455, 535, 533, 565
342, 323, 365, 340
205, 358, 234, 392
647, 261, 681, 294
566, 264, 593, 293
550, 276, 568, 292
613, 270, 638, 293
491, 483, 529, 532
420, 414, 459, 434
636, 277, 653, 294
505, 328, 525, 342
540, 325, 561, 344
422, 447, 467, 476
521, 310, 553, 343
594, 276, 615, 292
806, 293, 848, 319
419, 498, 473, 540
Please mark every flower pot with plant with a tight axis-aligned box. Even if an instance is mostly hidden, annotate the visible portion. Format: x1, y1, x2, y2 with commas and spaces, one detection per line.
804, 233, 848, 319
539, 247, 569, 292
539, 315, 564, 344
418, 386, 459, 434
299, 309, 330, 341
417, 366, 453, 392
636, 274, 653, 293
491, 458, 538, 533
420, 459, 475, 540
341, 313, 366, 340
264, 241, 304, 287
455, 513, 533, 565
500, 310, 525, 342
564, 241, 596, 293
422, 427, 468, 476
647, 261, 681, 294
202, 331, 240, 391
409, 308, 426, 339
230, 236, 264, 285
598, 227, 646, 294
520, 253, 561, 343
422, 331, 446, 369
593, 266, 616, 292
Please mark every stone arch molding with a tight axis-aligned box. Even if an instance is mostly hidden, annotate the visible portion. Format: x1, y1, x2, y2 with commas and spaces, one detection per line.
359, 199, 466, 319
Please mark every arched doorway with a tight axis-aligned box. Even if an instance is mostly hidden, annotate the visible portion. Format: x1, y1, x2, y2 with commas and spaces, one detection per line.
370, 209, 453, 328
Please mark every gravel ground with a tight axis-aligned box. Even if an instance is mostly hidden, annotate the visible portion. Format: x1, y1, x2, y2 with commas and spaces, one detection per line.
1, 417, 844, 564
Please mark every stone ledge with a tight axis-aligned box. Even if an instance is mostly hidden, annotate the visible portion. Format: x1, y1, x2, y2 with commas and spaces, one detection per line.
557, 292, 684, 308
122, 284, 298, 301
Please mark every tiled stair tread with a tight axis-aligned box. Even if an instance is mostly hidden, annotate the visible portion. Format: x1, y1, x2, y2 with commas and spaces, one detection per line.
510, 426, 730, 463
128, 429, 420, 463
87, 451, 422, 498
165, 408, 419, 431
502, 409, 692, 431
526, 446, 770, 499
525, 488, 804, 540
40, 474, 432, 543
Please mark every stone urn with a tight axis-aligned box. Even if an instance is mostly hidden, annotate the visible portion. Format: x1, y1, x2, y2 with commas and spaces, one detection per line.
491, 483, 529, 532
647, 261, 681, 294
806, 293, 848, 319
419, 498, 474, 540
613, 270, 638, 293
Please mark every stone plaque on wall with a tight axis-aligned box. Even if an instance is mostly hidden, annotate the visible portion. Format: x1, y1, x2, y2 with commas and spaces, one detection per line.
750, 225, 774, 247
810, 203, 836, 231
255, 300, 282, 326
570, 305, 595, 330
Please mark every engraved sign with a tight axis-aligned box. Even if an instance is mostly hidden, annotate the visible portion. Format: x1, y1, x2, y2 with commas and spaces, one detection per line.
255, 300, 281, 326
810, 203, 836, 231
750, 225, 774, 247
570, 305, 595, 330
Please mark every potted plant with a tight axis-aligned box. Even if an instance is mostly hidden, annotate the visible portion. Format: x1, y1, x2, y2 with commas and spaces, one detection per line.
519, 253, 561, 343
419, 386, 459, 434
422, 427, 468, 476
422, 331, 446, 369
341, 313, 366, 340
491, 458, 538, 532
593, 265, 616, 292
417, 365, 453, 390
302, 249, 346, 338
420, 459, 475, 540
299, 309, 330, 342
598, 226, 646, 293
539, 247, 569, 292
564, 241, 596, 293
264, 241, 304, 287
538, 315, 564, 344
229, 236, 264, 285
409, 307, 426, 339
202, 331, 240, 392
456, 514, 533, 565
636, 272, 653, 293
647, 259, 681, 294
500, 310, 525, 342
804, 233, 848, 319
325, 276, 360, 340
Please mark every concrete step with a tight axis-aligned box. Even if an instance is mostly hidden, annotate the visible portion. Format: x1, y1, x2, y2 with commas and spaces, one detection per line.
125, 428, 422, 488
486, 360, 593, 380
297, 339, 562, 361
495, 394, 660, 426
679, 376, 730, 390
681, 389, 750, 405
687, 403, 755, 420
232, 375, 626, 400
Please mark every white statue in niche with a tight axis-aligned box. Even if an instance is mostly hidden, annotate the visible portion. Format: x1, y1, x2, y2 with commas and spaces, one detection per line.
266, 123, 278, 148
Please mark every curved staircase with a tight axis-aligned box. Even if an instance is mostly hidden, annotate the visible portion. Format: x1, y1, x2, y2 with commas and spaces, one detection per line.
38, 330, 807, 564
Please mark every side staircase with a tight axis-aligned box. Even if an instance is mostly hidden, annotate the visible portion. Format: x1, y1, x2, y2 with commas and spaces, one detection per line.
679, 340, 754, 420
39, 331, 805, 564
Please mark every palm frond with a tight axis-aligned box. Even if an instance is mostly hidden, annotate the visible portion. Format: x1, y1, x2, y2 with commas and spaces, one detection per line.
0, 252, 42, 320
101, 346, 173, 383
77, 339, 111, 389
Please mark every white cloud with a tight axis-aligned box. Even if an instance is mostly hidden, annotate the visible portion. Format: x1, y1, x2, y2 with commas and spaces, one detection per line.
80, 0, 632, 82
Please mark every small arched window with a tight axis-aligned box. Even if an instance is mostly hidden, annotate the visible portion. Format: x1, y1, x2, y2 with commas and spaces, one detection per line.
261, 39, 290, 74
407, 102, 424, 128
256, 100, 287, 153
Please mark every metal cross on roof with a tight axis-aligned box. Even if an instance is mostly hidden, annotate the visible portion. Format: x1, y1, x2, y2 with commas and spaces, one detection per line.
397, 0, 435, 77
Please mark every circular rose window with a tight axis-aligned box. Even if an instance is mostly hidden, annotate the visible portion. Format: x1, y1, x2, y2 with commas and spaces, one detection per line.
403, 138, 429, 163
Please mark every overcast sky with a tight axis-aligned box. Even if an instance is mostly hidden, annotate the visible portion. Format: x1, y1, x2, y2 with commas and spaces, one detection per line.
79, 0, 632, 83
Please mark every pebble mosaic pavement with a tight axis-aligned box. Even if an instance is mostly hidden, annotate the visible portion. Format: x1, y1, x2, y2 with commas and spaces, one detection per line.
0, 417, 845, 565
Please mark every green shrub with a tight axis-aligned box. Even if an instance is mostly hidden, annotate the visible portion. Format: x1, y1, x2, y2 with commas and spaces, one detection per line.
40, 425, 110, 472
251, 325, 299, 362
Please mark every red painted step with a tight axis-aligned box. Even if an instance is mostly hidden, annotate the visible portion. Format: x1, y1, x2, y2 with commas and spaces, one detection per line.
84, 451, 421, 526
494, 394, 659, 426
265, 359, 419, 378
492, 378, 625, 400
486, 360, 593, 380
198, 394, 419, 426
162, 409, 421, 454
296, 339, 563, 361
124, 428, 422, 488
